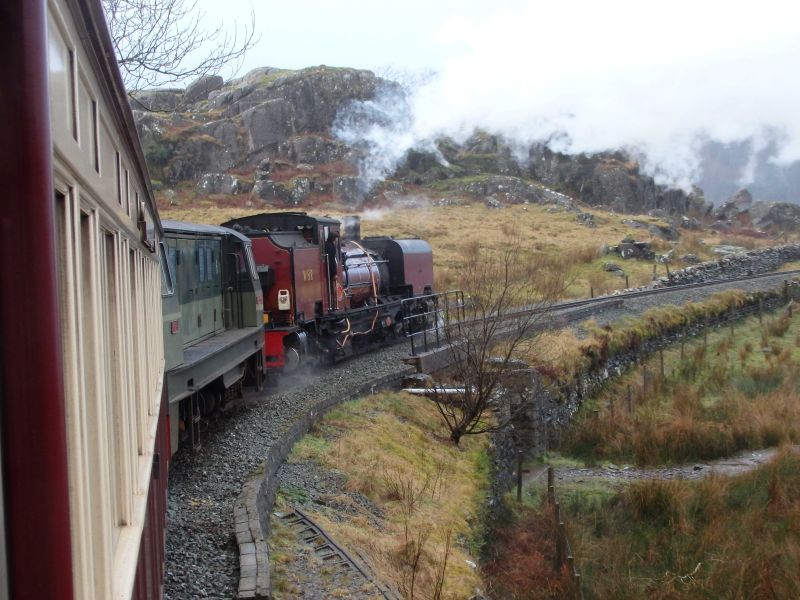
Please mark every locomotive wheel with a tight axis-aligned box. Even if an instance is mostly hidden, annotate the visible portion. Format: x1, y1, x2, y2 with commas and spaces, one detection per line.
283, 345, 301, 371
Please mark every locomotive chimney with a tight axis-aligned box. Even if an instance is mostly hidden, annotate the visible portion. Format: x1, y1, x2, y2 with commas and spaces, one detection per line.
342, 215, 361, 241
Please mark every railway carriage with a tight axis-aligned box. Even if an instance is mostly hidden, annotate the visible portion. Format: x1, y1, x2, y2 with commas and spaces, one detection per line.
1, 1, 168, 598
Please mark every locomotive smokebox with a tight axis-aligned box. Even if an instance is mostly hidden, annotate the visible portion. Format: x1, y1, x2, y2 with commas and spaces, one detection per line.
342, 215, 361, 241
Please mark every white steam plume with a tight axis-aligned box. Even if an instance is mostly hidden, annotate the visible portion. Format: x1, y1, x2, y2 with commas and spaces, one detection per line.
334, 0, 800, 194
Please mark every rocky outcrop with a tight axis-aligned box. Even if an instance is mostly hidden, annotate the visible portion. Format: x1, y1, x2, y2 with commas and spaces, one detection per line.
134, 67, 712, 217
751, 201, 800, 233
134, 66, 389, 192
525, 145, 703, 215
393, 135, 705, 216
715, 188, 753, 223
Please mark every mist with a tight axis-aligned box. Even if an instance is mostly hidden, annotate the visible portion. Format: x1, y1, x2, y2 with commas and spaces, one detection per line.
334, 0, 800, 199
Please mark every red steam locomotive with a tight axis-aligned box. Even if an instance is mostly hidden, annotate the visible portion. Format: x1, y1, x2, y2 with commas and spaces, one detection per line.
222, 212, 435, 369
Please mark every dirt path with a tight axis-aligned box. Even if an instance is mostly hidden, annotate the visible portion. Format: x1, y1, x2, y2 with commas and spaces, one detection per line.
525, 447, 792, 490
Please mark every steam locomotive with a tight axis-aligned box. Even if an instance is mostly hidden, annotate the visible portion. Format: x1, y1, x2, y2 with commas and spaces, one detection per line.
221, 212, 435, 370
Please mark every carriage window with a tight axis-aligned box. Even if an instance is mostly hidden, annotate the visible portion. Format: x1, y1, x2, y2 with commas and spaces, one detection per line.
115, 151, 121, 204
68, 49, 77, 141
91, 100, 99, 173
159, 242, 174, 297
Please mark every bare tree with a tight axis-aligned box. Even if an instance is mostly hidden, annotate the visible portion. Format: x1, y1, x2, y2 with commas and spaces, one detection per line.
432, 242, 569, 445
102, 0, 258, 92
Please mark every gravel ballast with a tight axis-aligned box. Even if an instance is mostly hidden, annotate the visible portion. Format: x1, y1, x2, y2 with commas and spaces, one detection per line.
164, 343, 411, 599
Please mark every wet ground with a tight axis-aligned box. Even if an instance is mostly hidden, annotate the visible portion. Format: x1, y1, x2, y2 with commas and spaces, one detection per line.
524, 447, 794, 491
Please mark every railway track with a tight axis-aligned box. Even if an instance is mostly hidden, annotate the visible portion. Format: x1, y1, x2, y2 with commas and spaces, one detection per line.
407, 268, 800, 358
276, 508, 399, 600
531, 268, 800, 315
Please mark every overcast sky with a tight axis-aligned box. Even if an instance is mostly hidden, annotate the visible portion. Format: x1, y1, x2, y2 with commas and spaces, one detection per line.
195, 0, 800, 189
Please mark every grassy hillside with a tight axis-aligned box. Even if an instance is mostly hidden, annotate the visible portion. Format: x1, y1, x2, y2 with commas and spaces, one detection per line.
565, 449, 800, 599
159, 201, 772, 299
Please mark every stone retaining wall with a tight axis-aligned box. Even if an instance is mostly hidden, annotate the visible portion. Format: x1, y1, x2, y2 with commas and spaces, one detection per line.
659, 244, 800, 286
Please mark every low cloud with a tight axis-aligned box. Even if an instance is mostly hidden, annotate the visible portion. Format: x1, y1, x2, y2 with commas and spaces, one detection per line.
335, 0, 800, 197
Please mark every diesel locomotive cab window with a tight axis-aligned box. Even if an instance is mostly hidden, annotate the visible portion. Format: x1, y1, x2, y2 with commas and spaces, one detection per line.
159, 242, 174, 296
245, 245, 257, 278
198, 247, 206, 282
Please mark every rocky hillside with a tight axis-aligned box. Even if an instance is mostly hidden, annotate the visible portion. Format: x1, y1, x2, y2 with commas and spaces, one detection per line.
134, 66, 703, 215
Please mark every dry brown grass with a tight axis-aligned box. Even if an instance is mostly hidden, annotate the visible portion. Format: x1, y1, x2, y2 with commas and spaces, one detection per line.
482, 509, 572, 599
157, 201, 776, 299
285, 392, 489, 599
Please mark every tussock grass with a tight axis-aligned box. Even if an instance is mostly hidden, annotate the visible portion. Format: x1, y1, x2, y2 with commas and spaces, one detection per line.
568, 449, 800, 599
561, 305, 800, 466
159, 202, 773, 299
522, 290, 753, 386
283, 392, 489, 600
482, 508, 571, 600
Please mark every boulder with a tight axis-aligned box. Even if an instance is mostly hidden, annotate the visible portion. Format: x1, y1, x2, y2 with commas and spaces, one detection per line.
712, 245, 747, 256
715, 188, 753, 221
680, 215, 702, 230
751, 201, 800, 233
252, 180, 290, 203
647, 223, 680, 241
681, 254, 700, 264
184, 75, 224, 104
197, 173, 246, 195
603, 262, 622, 272
130, 89, 184, 112
575, 212, 595, 227
615, 241, 655, 260
485, 196, 503, 208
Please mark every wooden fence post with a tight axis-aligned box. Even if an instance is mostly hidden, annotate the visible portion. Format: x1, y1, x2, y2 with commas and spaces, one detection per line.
547, 467, 554, 505
517, 450, 523, 502
554, 503, 564, 568
642, 366, 648, 395
659, 349, 665, 379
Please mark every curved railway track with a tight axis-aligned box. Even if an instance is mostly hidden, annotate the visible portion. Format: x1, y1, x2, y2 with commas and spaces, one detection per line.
164, 266, 800, 599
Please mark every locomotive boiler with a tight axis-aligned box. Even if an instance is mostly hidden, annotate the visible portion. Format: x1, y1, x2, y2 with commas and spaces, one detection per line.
221, 212, 434, 368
